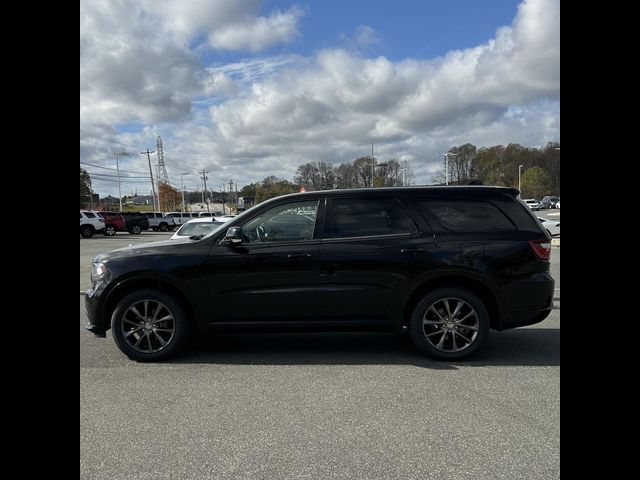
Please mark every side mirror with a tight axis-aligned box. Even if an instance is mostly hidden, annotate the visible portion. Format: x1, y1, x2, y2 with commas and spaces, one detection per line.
223, 226, 244, 245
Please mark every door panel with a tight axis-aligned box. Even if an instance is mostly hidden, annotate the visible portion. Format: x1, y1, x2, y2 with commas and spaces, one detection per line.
316, 195, 436, 324
206, 199, 321, 324
207, 242, 319, 322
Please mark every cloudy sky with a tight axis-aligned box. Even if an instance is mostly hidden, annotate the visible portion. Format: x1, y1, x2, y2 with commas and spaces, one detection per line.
80, 0, 559, 197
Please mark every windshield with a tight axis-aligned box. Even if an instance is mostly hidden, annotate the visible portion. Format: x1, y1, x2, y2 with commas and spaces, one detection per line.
176, 221, 226, 238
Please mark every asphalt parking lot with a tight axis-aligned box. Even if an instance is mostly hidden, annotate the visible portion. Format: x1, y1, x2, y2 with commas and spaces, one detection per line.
80, 228, 560, 480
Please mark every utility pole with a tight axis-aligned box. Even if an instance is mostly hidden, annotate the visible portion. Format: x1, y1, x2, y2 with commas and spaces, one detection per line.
228, 179, 234, 213
200, 170, 210, 212
180, 173, 190, 212
113, 152, 129, 212
441, 153, 458, 186
140, 149, 157, 211
371, 143, 375, 188
155, 165, 161, 211
221, 184, 226, 215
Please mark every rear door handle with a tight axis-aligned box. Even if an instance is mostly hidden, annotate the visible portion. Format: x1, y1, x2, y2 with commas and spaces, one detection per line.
287, 253, 312, 259
401, 248, 425, 253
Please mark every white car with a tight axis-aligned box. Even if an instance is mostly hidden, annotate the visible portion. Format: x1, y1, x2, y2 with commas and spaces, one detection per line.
523, 198, 542, 210
80, 210, 105, 238
538, 217, 560, 236
170, 218, 226, 240
213, 215, 237, 222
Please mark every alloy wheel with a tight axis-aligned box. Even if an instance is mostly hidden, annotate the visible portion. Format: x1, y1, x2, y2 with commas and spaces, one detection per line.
120, 300, 176, 353
422, 297, 480, 353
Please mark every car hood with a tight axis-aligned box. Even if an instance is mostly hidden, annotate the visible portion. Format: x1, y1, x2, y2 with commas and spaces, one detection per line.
95, 236, 202, 262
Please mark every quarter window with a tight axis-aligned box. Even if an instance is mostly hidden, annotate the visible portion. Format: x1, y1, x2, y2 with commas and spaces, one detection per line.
324, 197, 413, 238
417, 199, 514, 231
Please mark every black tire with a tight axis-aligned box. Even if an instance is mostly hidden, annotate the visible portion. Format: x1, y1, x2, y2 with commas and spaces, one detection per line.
129, 225, 142, 234
111, 289, 190, 362
80, 225, 94, 238
104, 225, 116, 236
409, 287, 489, 360
159, 222, 168, 232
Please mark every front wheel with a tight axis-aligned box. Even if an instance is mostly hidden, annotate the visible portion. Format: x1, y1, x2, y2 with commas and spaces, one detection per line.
159, 222, 168, 232
409, 288, 489, 360
104, 225, 116, 236
129, 225, 142, 234
111, 289, 190, 361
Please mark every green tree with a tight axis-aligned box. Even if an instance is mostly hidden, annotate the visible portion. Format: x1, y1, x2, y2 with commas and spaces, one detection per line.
521, 166, 552, 198
255, 176, 298, 203
80, 167, 92, 208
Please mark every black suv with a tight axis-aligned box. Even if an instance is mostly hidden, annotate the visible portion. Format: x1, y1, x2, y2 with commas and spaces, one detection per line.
85, 187, 554, 361
120, 212, 150, 234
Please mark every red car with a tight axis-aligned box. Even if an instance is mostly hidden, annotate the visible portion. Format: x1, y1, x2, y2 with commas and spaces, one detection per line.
98, 212, 126, 236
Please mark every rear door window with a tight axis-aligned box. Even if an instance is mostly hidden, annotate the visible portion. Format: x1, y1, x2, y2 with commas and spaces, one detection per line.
323, 197, 414, 239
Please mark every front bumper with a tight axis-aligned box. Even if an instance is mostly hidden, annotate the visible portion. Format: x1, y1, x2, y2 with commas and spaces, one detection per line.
84, 288, 107, 337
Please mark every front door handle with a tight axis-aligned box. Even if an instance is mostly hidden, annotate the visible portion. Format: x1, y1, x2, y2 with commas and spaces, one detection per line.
287, 253, 312, 259
401, 247, 426, 253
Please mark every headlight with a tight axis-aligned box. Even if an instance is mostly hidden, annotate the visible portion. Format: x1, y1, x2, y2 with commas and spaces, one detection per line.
91, 262, 108, 282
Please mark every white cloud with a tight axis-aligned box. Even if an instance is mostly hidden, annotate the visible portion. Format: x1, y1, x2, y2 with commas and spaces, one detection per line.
80, 0, 303, 127
208, 0, 559, 182
208, 6, 304, 52
81, 0, 560, 195
353, 25, 381, 48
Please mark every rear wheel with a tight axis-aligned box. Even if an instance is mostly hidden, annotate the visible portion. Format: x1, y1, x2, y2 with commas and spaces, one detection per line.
129, 225, 142, 234
409, 288, 489, 360
159, 222, 168, 232
104, 225, 116, 236
111, 289, 190, 361
80, 225, 94, 238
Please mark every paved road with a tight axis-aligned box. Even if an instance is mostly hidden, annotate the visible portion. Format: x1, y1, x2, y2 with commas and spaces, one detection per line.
80, 234, 560, 480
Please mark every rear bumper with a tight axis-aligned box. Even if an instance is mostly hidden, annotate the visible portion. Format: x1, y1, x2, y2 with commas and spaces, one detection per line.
499, 272, 555, 330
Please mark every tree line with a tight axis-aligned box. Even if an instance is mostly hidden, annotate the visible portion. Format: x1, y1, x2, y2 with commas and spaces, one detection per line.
81, 141, 560, 210
433, 142, 560, 197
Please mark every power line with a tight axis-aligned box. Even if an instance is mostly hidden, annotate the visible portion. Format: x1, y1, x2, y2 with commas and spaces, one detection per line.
79, 128, 144, 149
80, 161, 147, 175
86, 172, 150, 179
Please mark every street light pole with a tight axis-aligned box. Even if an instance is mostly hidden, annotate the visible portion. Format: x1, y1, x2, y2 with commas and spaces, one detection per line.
180, 173, 190, 212
440, 153, 458, 185
518, 164, 524, 194
113, 152, 129, 212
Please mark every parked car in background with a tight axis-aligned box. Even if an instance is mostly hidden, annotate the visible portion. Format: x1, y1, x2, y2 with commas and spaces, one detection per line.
214, 214, 237, 222
540, 196, 560, 209
85, 186, 554, 362
120, 212, 150, 234
80, 210, 105, 238
170, 218, 225, 240
143, 212, 176, 232
537, 217, 560, 236
555, 201, 560, 209
165, 212, 200, 225
522, 198, 543, 211
98, 212, 126, 236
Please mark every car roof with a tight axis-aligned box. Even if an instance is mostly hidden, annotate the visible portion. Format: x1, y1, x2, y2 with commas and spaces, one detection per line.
183, 217, 218, 224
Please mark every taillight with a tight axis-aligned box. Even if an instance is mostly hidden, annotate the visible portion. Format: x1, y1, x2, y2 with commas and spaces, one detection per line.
529, 239, 551, 261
